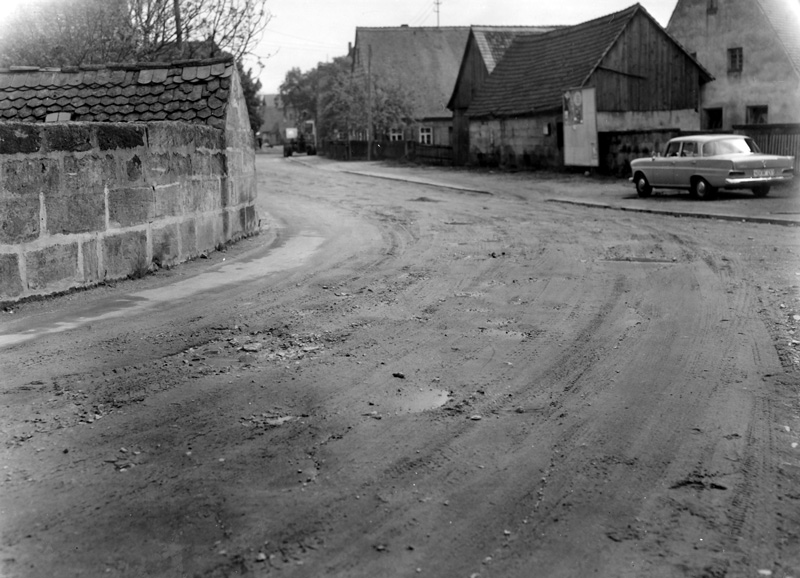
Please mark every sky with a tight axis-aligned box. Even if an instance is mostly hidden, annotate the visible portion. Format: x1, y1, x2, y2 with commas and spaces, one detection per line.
0, 0, 680, 94
250, 0, 680, 94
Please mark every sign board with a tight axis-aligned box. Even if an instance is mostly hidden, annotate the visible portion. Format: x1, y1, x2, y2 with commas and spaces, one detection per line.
563, 87, 598, 167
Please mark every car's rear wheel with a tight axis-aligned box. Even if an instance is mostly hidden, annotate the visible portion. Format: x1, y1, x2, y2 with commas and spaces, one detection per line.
752, 185, 771, 197
691, 178, 717, 200
634, 173, 652, 197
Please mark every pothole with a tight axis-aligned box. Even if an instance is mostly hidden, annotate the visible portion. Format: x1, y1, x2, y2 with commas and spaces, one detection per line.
387, 388, 452, 413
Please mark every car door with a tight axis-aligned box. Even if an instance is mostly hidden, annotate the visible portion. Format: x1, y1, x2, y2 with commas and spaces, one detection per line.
671, 141, 698, 188
648, 141, 682, 187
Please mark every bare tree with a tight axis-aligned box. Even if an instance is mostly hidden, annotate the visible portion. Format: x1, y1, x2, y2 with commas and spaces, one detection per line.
0, 0, 136, 67
129, 0, 270, 61
0, 0, 270, 67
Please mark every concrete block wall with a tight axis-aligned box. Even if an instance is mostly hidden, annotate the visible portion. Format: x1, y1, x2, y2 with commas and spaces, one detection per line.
0, 120, 258, 302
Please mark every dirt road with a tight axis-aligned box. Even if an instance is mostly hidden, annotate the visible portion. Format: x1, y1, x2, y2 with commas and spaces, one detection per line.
1, 155, 799, 578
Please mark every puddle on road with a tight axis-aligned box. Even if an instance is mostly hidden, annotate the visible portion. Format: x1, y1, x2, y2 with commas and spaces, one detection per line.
0, 233, 325, 349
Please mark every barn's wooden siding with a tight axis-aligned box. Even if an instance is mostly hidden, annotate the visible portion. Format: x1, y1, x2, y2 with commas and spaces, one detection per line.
593, 12, 699, 112
450, 39, 489, 110
451, 37, 489, 165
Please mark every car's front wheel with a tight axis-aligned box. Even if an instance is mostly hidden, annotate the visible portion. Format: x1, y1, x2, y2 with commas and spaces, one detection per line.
691, 178, 717, 200
752, 185, 770, 197
634, 173, 652, 197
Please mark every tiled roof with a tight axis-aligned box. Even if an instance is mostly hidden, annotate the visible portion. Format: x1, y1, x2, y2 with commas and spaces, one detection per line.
467, 5, 641, 118
472, 26, 562, 73
757, 0, 800, 76
353, 26, 470, 120
0, 55, 235, 128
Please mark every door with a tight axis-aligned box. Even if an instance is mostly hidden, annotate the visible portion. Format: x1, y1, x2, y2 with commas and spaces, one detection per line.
648, 140, 681, 187
671, 140, 699, 188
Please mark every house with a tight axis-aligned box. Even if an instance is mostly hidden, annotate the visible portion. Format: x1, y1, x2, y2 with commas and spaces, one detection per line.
0, 55, 259, 301
351, 26, 469, 146
257, 93, 287, 147
448, 26, 561, 165
667, 0, 800, 129
466, 4, 713, 174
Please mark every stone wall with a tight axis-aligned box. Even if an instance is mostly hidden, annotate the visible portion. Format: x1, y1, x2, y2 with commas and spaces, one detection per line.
0, 120, 258, 302
469, 115, 562, 169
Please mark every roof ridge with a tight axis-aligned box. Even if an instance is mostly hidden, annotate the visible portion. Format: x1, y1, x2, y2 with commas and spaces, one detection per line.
471, 25, 567, 30
0, 54, 233, 75
356, 25, 470, 30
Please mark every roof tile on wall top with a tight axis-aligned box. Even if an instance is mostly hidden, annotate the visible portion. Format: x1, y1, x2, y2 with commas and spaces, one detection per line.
0, 55, 235, 126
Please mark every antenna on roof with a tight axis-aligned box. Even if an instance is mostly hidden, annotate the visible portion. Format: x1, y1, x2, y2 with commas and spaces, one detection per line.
434, 0, 441, 27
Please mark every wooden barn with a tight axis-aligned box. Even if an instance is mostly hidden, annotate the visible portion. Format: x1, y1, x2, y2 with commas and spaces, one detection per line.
448, 26, 560, 166
466, 4, 713, 174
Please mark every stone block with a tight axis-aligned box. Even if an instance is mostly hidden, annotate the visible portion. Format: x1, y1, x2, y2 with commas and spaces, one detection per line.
180, 219, 196, 257
154, 183, 184, 218
210, 153, 226, 175
194, 127, 224, 150
43, 124, 92, 152
3, 158, 59, 196
237, 174, 256, 204
26, 243, 78, 290
195, 215, 219, 252
126, 155, 142, 182
244, 204, 257, 232
45, 190, 106, 235
144, 151, 171, 184
82, 238, 100, 283
0, 253, 23, 299
0, 189, 39, 243
108, 186, 154, 227
97, 124, 145, 150
187, 179, 221, 213
0, 123, 41, 154
146, 122, 181, 151
152, 223, 179, 265
64, 154, 117, 189
102, 230, 147, 279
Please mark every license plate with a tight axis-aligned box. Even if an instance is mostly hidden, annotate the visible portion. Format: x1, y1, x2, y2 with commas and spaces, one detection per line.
754, 168, 775, 177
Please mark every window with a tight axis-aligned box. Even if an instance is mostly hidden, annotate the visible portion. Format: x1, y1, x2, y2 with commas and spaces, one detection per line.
680, 142, 698, 157
389, 128, 403, 142
665, 141, 681, 157
703, 108, 723, 130
728, 47, 743, 72
746, 105, 768, 124
419, 127, 432, 145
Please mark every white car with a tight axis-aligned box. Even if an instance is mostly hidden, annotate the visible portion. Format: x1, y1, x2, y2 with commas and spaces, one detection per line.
630, 134, 794, 199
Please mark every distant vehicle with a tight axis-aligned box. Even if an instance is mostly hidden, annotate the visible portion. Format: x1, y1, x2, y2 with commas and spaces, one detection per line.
283, 121, 317, 157
630, 134, 794, 199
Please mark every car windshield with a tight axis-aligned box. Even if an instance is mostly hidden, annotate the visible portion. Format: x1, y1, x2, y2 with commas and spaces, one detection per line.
702, 138, 761, 156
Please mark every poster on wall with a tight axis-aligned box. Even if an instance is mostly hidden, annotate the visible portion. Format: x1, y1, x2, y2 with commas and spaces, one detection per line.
563, 87, 598, 167
563, 90, 583, 125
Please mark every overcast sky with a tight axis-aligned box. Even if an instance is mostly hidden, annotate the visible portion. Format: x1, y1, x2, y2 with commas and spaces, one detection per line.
250, 0, 680, 93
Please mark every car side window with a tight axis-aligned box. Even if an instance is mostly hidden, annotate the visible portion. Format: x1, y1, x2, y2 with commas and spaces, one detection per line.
665, 142, 681, 157
681, 142, 697, 157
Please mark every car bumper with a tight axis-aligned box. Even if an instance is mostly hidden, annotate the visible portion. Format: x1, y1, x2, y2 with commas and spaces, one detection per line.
724, 175, 794, 187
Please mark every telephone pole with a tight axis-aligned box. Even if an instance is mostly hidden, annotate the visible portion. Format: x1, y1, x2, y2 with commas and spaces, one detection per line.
434, 0, 441, 27
367, 44, 372, 161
